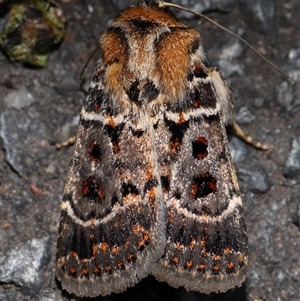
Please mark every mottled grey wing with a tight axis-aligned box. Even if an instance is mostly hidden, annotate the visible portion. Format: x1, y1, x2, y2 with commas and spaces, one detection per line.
56, 62, 165, 297
151, 66, 249, 293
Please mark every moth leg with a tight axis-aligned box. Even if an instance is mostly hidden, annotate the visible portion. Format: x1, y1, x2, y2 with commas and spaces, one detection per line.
231, 120, 273, 151
55, 136, 76, 149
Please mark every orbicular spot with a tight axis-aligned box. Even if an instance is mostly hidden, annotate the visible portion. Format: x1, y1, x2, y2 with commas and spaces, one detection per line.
88, 140, 102, 162
121, 182, 139, 198
191, 172, 217, 199
192, 136, 208, 160
104, 122, 124, 154
165, 116, 189, 154
82, 177, 104, 203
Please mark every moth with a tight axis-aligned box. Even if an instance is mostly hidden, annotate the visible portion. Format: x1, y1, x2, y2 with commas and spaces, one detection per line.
56, 0, 248, 297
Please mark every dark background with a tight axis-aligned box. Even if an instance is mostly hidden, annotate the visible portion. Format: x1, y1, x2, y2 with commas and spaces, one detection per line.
1, 0, 299, 300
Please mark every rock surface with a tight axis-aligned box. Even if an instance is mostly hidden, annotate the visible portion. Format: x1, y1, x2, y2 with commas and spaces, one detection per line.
1, 0, 299, 300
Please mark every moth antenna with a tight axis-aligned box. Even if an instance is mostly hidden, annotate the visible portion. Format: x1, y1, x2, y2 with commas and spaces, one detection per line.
160, 1, 296, 84
80, 44, 100, 87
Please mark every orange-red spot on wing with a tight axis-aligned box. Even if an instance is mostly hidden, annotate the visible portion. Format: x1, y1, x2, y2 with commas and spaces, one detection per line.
213, 254, 221, 261
111, 246, 120, 254
81, 258, 88, 264
92, 244, 97, 257
197, 263, 205, 271
100, 242, 108, 253
185, 261, 193, 268
93, 267, 100, 275
171, 256, 179, 265
127, 253, 136, 262
116, 261, 125, 270
69, 266, 76, 274
104, 265, 112, 274
189, 238, 196, 249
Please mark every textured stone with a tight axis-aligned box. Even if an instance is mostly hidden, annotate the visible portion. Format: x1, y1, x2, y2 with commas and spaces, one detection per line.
283, 136, 300, 178
0, 237, 51, 290
234, 106, 256, 125
0, 0, 299, 300
237, 164, 271, 194
3, 86, 35, 110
